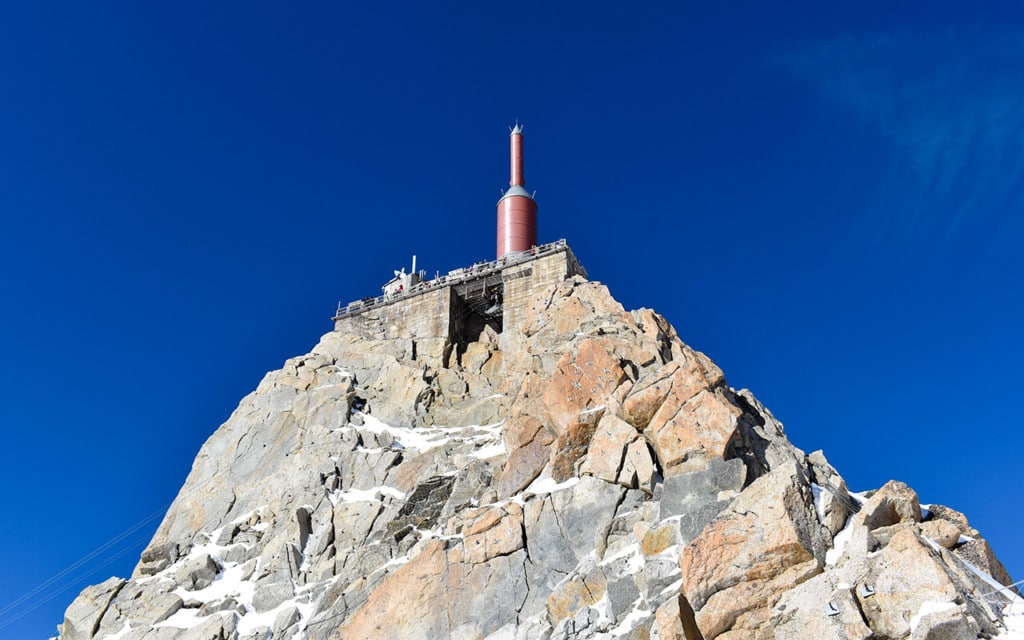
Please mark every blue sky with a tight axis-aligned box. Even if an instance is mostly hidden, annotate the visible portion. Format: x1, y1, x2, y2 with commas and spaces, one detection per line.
1, 2, 1022, 637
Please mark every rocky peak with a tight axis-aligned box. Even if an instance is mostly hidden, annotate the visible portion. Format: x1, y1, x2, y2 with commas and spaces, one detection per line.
57, 278, 1022, 640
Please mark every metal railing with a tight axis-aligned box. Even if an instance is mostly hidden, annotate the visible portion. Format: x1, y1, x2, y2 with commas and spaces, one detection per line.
333, 239, 575, 320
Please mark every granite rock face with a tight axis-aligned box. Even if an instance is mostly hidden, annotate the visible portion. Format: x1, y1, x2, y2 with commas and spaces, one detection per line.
56, 278, 1021, 640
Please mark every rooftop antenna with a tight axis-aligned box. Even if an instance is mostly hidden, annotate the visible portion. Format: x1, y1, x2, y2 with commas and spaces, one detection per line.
496, 122, 538, 259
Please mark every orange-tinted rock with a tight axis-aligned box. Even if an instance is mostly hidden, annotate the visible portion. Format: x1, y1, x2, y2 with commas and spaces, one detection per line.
332, 540, 449, 639
621, 363, 678, 430
551, 420, 599, 483
642, 521, 682, 557
542, 339, 627, 435
622, 437, 656, 493
855, 528, 959, 638
648, 389, 741, 476
495, 414, 554, 498
462, 504, 524, 564
545, 571, 608, 624
919, 519, 961, 549
681, 463, 827, 638
580, 414, 637, 483
855, 480, 921, 531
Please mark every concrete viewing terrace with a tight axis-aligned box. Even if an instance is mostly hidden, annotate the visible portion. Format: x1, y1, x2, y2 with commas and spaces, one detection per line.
333, 239, 585, 321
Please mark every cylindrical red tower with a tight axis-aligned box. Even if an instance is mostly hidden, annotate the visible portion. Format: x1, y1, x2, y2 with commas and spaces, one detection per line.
496, 124, 538, 258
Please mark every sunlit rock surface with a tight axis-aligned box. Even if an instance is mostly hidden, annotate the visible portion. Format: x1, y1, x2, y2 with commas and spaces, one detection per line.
57, 278, 1022, 640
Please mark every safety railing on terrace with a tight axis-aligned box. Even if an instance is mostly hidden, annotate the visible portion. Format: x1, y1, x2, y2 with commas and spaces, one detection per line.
333, 239, 573, 320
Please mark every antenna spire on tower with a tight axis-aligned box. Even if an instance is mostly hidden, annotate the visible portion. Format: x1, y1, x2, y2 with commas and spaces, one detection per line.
496, 123, 538, 258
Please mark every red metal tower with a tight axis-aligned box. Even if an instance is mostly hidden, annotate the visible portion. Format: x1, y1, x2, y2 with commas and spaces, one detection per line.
496, 124, 538, 258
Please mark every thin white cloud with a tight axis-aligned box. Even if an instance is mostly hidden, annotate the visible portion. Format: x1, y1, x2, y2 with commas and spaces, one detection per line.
777, 29, 1024, 256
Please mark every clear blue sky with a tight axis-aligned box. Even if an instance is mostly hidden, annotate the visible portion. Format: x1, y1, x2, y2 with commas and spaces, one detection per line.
2, 2, 1022, 637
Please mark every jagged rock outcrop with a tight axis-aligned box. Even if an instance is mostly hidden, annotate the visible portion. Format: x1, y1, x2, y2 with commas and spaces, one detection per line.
57, 277, 1021, 640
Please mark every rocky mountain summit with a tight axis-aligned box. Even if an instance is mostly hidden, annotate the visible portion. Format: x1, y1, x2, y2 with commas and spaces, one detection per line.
58, 277, 1021, 640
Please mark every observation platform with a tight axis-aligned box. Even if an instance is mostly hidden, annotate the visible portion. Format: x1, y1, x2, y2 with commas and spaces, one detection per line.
332, 239, 586, 321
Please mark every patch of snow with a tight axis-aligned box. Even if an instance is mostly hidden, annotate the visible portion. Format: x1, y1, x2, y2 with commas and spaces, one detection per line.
234, 604, 282, 636
909, 601, 957, 632
414, 526, 462, 543
150, 527, 324, 638
600, 542, 646, 576
600, 541, 641, 566
354, 445, 385, 454
826, 516, 855, 566
153, 607, 205, 630
811, 483, 827, 523
170, 559, 257, 611
229, 505, 268, 527
312, 381, 350, 391
371, 554, 411, 576
103, 622, 134, 640
357, 413, 451, 452
483, 622, 518, 640
333, 486, 405, 503
656, 578, 684, 598
589, 593, 612, 628
524, 474, 579, 496
920, 503, 932, 520
608, 598, 652, 637
958, 534, 976, 543
999, 601, 1024, 639
236, 595, 317, 637
470, 441, 507, 459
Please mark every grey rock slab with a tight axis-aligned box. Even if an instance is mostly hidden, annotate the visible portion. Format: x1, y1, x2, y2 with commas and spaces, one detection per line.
199, 596, 242, 616
348, 449, 401, 489
910, 604, 980, 640
174, 553, 220, 591
252, 579, 295, 613
220, 543, 253, 565
524, 498, 582, 577
103, 582, 185, 629
178, 612, 237, 640
636, 553, 681, 610
333, 500, 383, 550
550, 477, 625, 564
60, 577, 125, 640
136, 542, 180, 577
676, 499, 731, 544
450, 551, 532, 639
272, 605, 302, 638
239, 625, 273, 640
440, 460, 493, 522
659, 456, 745, 520
122, 627, 183, 640
132, 592, 184, 626
605, 577, 641, 623
772, 581, 872, 640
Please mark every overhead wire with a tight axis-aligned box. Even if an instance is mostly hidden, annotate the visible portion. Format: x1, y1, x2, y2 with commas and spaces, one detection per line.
0, 504, 168, 631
